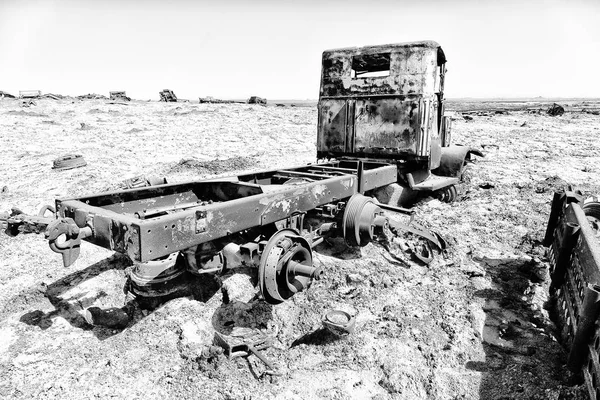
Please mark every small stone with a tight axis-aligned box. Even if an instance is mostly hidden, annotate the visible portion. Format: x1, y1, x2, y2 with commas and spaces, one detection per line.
382, 276, 393, 288
221, 273, 256, 303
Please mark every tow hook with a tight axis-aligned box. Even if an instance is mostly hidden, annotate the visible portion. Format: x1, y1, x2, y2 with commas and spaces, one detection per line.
46, 218, 92, 267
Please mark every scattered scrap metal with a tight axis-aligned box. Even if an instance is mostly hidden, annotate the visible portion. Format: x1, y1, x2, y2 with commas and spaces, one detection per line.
42, 93, 62, 100
248, 96, 267, 105
582, 108, 600, 115
19, 90, 41, 99
52, 154, 87, 171
547, 103, 565, 116
198, 96, 239, 104
214, 329, 279, 375
461, 109, 509, 117
322, 310, 356, 336
544, 188, 600, 400
109, 91, 131, 101
20, 100, 36, 107
122, 175, 168, 189
159, 89, 177, 102
77, 93, 108, 100
0, 91, 16, 99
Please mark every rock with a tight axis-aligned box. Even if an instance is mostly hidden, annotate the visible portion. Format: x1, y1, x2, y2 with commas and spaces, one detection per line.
346, 273, 364, 284
221, 273, 256, 303
460, 262, 485, 278
84, 306, 130, 329
178, 320, 215, 360
473, 251, 533, 269
382, 275, 393, 288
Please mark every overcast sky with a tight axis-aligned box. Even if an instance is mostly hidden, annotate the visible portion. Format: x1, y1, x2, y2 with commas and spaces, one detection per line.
1, 0, 598, 100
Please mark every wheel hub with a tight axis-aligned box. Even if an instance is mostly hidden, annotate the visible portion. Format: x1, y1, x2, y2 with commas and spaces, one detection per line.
342, 194, 387, 247
258, 229, 322, 304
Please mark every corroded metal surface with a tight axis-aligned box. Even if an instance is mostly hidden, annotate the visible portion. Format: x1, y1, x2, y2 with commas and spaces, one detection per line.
545, 191, 600, 400
159, 89, 177, 102
53, 161, 397, 263
109, 91, 130, 101
319, 41, 444, 98
317, 41, 447, 168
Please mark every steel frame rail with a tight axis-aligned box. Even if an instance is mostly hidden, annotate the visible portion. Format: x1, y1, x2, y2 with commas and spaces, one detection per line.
56, 161, 397, 262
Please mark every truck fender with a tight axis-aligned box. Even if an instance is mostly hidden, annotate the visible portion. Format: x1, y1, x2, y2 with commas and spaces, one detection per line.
432, 145, 484, 178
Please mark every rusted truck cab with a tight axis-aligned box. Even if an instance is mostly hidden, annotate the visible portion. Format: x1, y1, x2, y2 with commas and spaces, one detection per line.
317, 41, 469, 195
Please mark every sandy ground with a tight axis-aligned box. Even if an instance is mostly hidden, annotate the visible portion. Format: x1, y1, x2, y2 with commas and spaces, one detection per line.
0, 98, 599, 399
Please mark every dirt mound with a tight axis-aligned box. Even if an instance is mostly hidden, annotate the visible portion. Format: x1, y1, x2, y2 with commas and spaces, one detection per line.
5, 110, 48, 117
170, 157, 258, 175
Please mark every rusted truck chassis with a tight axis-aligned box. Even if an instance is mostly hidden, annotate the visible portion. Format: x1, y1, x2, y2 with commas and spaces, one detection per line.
4, 160, 439, 305
2, 41, 469, 309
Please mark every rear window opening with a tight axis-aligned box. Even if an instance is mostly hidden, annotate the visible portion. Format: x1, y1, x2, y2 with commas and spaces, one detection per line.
351, 53, 391, 78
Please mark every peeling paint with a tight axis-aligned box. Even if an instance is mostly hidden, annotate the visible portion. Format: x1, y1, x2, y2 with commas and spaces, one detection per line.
311, 184, 328, 199
277, 199, 292, 214
259, 193, 286, 205
342, 179, 354, 189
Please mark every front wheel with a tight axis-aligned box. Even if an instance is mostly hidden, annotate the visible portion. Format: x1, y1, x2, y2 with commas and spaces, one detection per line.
435, 185, 457, 203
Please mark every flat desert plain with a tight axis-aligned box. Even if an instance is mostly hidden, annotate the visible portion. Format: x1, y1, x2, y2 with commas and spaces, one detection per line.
0, 98, 599, 399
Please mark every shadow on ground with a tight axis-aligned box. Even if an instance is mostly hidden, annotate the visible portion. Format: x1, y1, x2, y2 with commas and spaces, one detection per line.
466, 253, 587, 399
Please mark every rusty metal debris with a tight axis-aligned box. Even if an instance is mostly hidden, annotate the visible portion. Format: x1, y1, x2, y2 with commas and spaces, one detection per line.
0, 91, 16, 99
109, 91, 131, 101
123, 175, 167, 189
461, 109, 509, 116
42, 93, 61, 100
19, 90, 41, 99
547, 103, 565, 116
582, 108, 600, 116
322, 310, 356, 336
198, 96, 240, 104
52, 154, 87, 170
77, 93, 108, 100
159, 89, 177, 102
544, 188, 600, 399
20, 100, 36, 107
214, 330, 279, 374
248, 96, 267, 105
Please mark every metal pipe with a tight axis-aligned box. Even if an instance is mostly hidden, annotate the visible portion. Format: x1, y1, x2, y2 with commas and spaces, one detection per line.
288, 260, 323, 280
378, 203, 415, 215
357, 161, 364, 194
